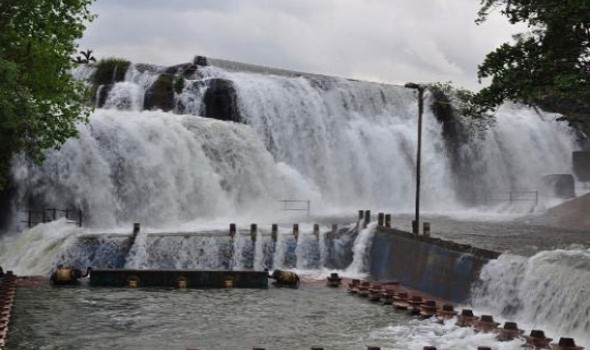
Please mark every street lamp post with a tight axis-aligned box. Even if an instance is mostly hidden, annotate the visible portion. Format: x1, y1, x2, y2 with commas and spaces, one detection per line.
404, 82, 425, 235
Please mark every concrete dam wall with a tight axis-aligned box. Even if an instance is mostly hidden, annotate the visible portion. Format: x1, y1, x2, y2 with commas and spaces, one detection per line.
369, 226, 499, 303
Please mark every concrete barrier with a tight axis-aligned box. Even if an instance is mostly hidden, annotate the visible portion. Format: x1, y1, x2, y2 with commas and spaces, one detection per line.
369, 226, 499, 303
90, 269, 268, 289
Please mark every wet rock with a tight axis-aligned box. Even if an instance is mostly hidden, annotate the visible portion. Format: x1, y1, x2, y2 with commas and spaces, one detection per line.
144, 74, 175, 112
193, 55, 208, 66
92, 84, 113, 109
203, 78, 241, 122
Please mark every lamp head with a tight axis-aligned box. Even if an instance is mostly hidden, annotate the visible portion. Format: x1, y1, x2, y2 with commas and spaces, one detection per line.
404, 82, 422, 89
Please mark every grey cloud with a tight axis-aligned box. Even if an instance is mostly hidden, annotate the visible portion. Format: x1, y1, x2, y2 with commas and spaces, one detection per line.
79, 0, 521, 90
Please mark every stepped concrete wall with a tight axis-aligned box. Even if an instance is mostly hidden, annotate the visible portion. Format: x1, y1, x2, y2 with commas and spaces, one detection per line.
369, 226, 499, 303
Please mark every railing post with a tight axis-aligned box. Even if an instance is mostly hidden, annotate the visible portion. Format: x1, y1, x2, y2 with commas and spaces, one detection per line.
78, 210, 83, 227
250, 223, 257, 242
313, 223, 320, 241
423, 222, 431, 237
229, 223, 236, 240
377, 212, 384, 226
293, 224, 299, 241
363, 210, 371, 228
271, 224, 278, 242
27, 210, 32, 228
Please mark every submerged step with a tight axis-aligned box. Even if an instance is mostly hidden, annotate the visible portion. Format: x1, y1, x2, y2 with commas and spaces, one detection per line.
89, 269, 268, 289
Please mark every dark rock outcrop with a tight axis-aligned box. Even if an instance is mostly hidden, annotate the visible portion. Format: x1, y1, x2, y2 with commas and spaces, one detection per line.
429, 87, 477, 202
164, 63, 199, 79
92, 84, 113, 109
144, 74, 175, 112
203, 79, 240, 122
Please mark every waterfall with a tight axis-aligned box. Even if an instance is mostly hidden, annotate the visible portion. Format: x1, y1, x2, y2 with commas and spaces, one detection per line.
0, 60, 583, 278
8, 63, 577, 229
9, 109, 319, 228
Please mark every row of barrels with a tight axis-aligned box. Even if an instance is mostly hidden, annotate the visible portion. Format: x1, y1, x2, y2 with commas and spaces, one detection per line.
0, 270, 16, 348
330, 276, 583, 350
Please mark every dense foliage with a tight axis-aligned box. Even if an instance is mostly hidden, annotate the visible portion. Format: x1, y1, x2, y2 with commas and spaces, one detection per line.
474, 0, 590, 125
0, 0, 95, 189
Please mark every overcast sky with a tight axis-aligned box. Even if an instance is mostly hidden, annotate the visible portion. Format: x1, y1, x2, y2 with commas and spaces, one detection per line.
78, 0, 521, 90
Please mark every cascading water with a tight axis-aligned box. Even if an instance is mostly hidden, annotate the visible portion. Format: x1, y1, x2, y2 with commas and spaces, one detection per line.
347, 222, 378, 276
5, 62, 580, 231
471, 249, 590, 344
0, 60, 584, 286
9, 109, 319, 228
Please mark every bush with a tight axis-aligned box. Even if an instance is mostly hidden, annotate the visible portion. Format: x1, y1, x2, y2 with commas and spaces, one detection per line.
91, 57, 130, 85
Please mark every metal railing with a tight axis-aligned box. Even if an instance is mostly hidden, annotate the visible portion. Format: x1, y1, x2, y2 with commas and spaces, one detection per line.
483, 190, 539, 206
21, 208, 83, 228
279, 199, 311, 220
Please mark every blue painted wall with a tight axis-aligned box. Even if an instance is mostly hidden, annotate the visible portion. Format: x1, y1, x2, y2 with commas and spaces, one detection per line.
369, 227, 497, 303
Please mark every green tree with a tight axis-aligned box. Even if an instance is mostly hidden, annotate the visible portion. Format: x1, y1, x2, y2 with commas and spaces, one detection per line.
474, 0, 590, 125
0, 0, 95, 189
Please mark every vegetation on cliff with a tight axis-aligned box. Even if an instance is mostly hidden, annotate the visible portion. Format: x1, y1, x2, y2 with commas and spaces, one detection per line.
91, 57, 131, 86
0, 0, 95, 189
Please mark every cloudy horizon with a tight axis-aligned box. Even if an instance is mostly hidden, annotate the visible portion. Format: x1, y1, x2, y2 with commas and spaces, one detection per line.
78, 0, 522, 90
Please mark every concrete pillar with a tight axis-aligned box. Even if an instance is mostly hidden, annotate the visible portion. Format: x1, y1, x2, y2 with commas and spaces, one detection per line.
293, 224, 299, 241
229, 223, 236, 240
313, 223, 320, 240
358, 210, 364, 221
377, 212, 384, 226
423, 222, 431, 237
271, 224, 278, 242
129, 223, 141, 248
385, 214, 391, 228
250, 223, 257, 241
364, 210, 371, 228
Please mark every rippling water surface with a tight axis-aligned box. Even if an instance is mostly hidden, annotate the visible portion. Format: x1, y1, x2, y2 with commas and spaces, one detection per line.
7, 284, 409, 350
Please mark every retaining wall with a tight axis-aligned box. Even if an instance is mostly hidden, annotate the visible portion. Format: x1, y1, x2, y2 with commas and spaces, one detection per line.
369, 226, 499, 303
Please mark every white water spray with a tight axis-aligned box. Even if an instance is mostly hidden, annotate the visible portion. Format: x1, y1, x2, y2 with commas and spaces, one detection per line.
471, 248, 590, 344
0, 220, 83, 276
346, 222, 378, 276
